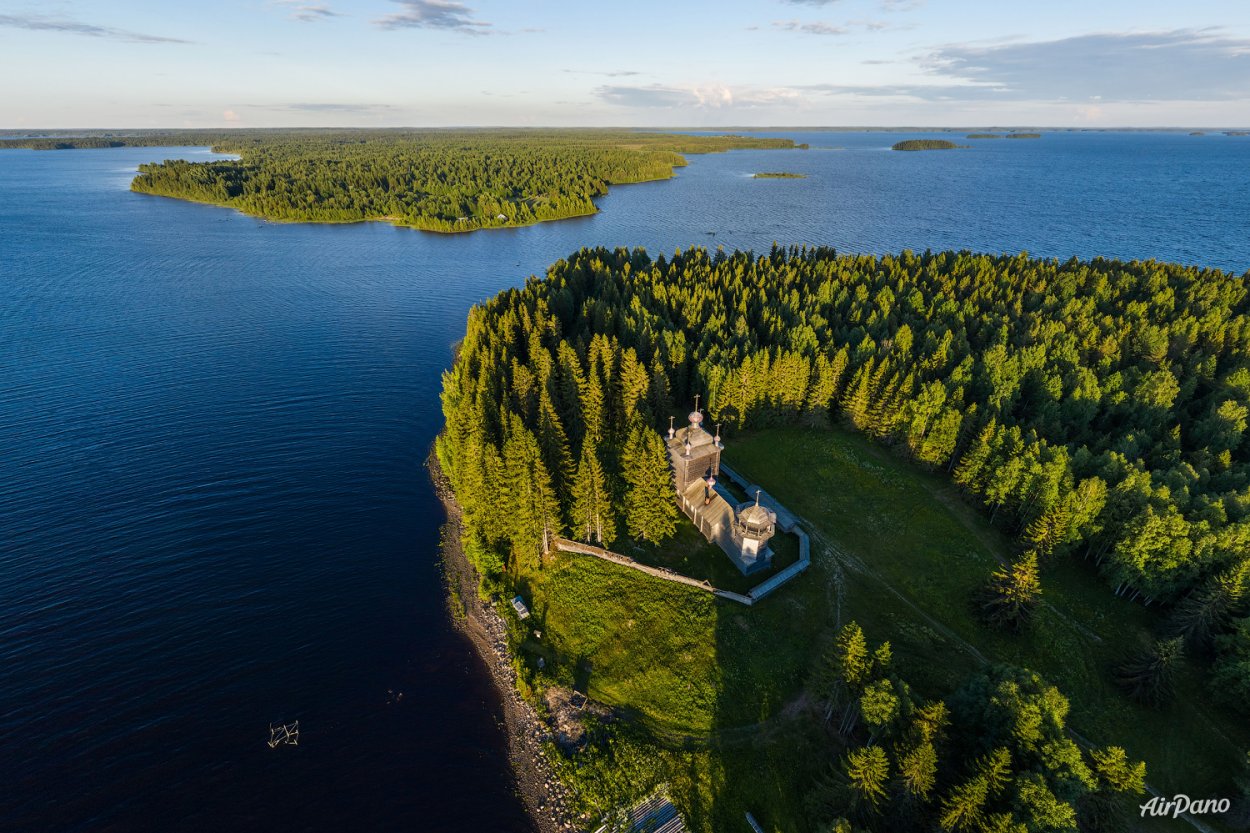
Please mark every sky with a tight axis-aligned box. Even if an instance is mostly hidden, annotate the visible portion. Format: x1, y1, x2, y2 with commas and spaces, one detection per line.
2, 0, 1249, 128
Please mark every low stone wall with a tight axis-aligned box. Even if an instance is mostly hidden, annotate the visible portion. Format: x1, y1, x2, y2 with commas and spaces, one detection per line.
713, 589, 754, 605
747, 560, 809, 602
552, 538, 715, 594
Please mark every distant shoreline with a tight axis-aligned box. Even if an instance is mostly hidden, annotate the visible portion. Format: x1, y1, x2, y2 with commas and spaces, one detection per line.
132, 187, 609, 234
0, 130, 795, 236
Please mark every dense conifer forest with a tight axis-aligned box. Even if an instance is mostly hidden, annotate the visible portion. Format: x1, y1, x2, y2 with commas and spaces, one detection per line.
438, 245, 1250, 829
0, 129, 794, 231
893, 140, 964, 151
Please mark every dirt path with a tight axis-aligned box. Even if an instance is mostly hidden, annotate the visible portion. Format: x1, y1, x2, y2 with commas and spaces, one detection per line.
805, 522, 992, 666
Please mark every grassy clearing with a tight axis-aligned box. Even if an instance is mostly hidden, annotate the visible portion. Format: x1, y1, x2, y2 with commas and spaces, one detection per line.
728, 425, 1250, 799
514, 423, 1245, 830
523, 527, 831, 736
515, 495, 839, 830
524, 555, 721, 734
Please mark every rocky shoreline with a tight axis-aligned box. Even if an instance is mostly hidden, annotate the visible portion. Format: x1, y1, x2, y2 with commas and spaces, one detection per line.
427, 451, 582, 833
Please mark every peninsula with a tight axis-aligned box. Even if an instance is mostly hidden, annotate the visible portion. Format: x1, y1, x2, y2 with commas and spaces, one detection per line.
0, 129, 794, 233
437, 245, 1250, 832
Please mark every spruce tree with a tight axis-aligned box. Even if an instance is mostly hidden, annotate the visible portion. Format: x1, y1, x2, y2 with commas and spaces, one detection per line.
837, 621, 872, 688
1168, 558, 1249, 651
501, 416, 562, 568
1075, 744, 1146, 833
1115, 637, 1184, 706
1022, 500, 1072, 557
843, 746, 890, 814
896, 741, 938, 802
979, 813, 1027, 833
841, 360, 877, 430
554, 342, 586, 448
918, 407, 963, 466
536, 391, 575, 509
803, 353, 839, 425
621, 423, 678, 543
953, 419, 998, 492
579, 368, 607, 448
571, 439, 616, 547
938, 774, 988, 832
980, 551, 1042, 631
617, 349, 651, 425
860, 679, 900, 743
978, 747, 1012, 796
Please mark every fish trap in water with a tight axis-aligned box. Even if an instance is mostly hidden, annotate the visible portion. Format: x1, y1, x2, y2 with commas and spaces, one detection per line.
267, 721, 299, 748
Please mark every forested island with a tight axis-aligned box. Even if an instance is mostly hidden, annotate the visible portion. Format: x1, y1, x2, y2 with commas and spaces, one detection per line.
0, 129, 794, 232
1006, 133, 1043, 139
438, 246, 1250, 832
893, 139, 965, 151
753, 171, 807, 179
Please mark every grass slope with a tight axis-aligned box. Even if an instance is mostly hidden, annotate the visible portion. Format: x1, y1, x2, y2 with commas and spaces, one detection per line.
728, 426, 1249, 801
516, 424, 1245, 831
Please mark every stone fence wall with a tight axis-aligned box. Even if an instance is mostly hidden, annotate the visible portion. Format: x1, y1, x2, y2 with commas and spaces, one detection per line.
551, 538, 716, 594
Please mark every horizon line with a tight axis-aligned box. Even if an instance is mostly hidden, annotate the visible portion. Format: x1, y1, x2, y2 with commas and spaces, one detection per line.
4, 124, 1250, 132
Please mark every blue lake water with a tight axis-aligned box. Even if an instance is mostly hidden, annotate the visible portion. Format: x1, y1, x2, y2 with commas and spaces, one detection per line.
1, 131, 1247, 832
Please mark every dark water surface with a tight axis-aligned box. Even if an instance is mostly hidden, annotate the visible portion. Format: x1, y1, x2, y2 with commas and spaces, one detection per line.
1, 132, 1247, 833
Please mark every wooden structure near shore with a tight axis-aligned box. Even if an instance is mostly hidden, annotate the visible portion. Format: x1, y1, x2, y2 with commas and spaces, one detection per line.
595, 793, 688, 833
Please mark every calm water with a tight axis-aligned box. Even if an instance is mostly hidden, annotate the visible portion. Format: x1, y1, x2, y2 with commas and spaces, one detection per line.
1, 132, 1247, 833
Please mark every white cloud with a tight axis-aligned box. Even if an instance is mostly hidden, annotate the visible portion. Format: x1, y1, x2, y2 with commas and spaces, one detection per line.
923, 29, 1250, 101
278, 3, 341, 23
0, 12, 191, 44
375, 0, 491, 34
596, 83, 801, 109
